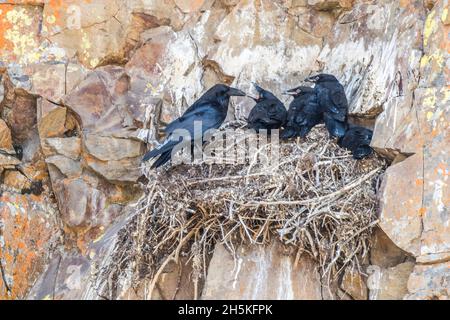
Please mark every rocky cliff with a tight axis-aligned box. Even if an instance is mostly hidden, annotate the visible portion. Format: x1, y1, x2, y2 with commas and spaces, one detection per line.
0, 0, 448, 300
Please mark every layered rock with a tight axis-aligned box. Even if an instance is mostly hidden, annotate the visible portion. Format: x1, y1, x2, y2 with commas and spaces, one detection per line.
0, 0, 448, 300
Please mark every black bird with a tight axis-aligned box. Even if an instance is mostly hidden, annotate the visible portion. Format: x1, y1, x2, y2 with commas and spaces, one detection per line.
142, 84, 246, 169
305, 74, 348, 138
281, 86, 322, 140
247, 83, 287, 132
338, 126, 373, 159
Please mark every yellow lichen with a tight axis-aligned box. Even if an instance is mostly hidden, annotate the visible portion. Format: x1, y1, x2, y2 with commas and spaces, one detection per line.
442, 7, 448, 23
423, 88, 437, 108
424, 10, 437, 47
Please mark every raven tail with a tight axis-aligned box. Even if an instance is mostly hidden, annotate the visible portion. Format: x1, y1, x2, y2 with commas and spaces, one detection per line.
151, 150, 172, 169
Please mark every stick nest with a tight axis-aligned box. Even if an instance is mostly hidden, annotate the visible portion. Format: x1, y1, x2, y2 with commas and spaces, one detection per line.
101, 125, 388, 299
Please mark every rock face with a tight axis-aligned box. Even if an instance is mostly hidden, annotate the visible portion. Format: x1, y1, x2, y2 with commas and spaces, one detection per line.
203, 243, 324, 300
0, 0, 448, 300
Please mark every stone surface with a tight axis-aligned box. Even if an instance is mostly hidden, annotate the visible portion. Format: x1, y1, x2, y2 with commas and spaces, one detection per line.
38, 106, 67, 138
0, 4, 42, 65
3, 170, 31, 190
379, 153, 424, 257
30, 63, 66, 102
0, 193, 60, 300
84, 135, 143, 162
46, 155, 82, 178
0, 0, 448, 301
1, 77, 37, 143
42, 137, 81, 160
202, 242, 324, 300
341, 270, 368, 300
27, 212, 195, 300
406, 261, 450, 300
370, 227, 411, 268
369, 262, 415, 300
0, 119, 14, 153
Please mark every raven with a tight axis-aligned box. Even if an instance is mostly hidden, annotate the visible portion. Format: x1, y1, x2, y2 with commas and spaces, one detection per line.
338, 126, 373, 160
281, 86, 322, 140
306, 74, 348, 138
247, 83, 287, 132
142, 84, 246, 169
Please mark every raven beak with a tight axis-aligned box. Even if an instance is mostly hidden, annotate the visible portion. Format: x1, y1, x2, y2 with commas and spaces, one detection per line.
227, 87, 246, 97
252, 82, 265, 94
247, 94, 259, 102
305, 75, 318, 82
283, 86, 301, 95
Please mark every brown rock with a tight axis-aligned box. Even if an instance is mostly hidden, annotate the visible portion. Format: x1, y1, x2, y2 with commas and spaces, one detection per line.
296, 8, 335, 38
370, 227, 411, 268
63, 66, 134, 133
0, 154, 20, 167
202, 242, 324, 300
84, 156, 142, 183
38, 106, 67, 138
42, 137, 81, 160
0, 192, 60, 300
55, 178, 106, 228
42, 0, 123, 68
220, 0, 241, 7
46, 155, 82, 178
1, 80, 37, 143
174, 0, 206, 13
84, 134, 143, 162
308, 0, 354, 10
419, 138, 450, 263
406, 262, 450, 300
0, 119, 14, 152
341, 270, 368, 300
30, 63, 66, 102
3, 170, 31, 190
369, 262, 415, 300
66, 62, 88, 93
379, 152, 424, 257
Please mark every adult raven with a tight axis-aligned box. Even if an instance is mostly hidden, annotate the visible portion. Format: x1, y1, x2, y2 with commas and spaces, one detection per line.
247, 83, 287, 131
305, 74, 348, 138
142, 84, 245, 168
281, 86, 322, 140
338, 126, 373, 159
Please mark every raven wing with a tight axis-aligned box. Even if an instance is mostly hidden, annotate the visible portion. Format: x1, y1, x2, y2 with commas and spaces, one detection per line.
248, 100, 286, 130
324, 113, 347, 138
328, 85, 348, 122
144, 103, 225, 162
165, 102, 225, 136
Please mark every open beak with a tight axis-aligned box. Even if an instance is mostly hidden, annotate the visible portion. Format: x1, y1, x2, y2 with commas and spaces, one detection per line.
283, 86, 302, 96
247, 94, 260, 102
227, 87, 246, 97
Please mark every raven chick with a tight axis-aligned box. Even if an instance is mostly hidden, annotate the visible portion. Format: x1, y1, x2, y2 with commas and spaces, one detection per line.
306, 74, 348, 138
338, 126, 373, 160
247, 83, 287, 132
281, 86, 322, 140
142, 84, 246, 169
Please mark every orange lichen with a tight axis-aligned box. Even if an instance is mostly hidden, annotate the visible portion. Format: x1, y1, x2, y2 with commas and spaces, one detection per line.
435, 162, 449, 176
0, 194, 56, 300
419, 207, 427, 217
0, 4, 15, 53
